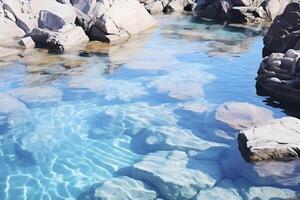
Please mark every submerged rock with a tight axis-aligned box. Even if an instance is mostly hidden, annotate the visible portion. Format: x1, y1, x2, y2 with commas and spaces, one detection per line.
226, 140, 300, 187
0, 93, 31, 126
10, 86, 63, 104
236, 179, 298, 199
238, 117, 300, 162
94, 176, 158, 200
215, 102, 274, 130
194, 179, 243, 200
77, 0, 156, 43
129, 150, 222, 200
130, 126, 227, 155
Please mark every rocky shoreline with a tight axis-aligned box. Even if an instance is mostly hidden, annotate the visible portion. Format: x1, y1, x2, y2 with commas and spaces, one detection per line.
0, 0, 300, 199
256, 2, 300, 104
0, 0, 156, 53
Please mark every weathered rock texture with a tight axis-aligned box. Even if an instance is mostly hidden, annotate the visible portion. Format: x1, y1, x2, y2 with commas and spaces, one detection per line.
139, 0, 197, 14
257, 2, 300, 103
238, 117, 300, 162
0, 0, 156, 53
195, 0, 291, 23
263, 1, 300, 57
256, 49, 300, 103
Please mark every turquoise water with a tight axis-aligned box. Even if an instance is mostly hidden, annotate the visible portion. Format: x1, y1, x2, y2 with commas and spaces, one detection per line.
0, 15, 299, 199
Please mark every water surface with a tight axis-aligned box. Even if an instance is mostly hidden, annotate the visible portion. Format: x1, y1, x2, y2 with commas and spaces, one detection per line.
0, 14, 299, 199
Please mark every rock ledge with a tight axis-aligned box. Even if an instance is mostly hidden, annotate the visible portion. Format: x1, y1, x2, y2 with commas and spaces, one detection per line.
238, 117, 300, 162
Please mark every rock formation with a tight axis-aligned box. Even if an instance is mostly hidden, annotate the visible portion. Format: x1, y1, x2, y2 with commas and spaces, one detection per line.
256, 49, 300, 103
0, 0, 156, 53
238, 117, 300, 162
139, 0, 197, 14
195, 0, 291, 24
263, 1, 300, 57
257, 2, 300, 103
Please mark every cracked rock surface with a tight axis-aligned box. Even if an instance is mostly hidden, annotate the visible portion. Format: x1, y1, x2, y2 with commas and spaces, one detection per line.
238, 117, 300, 162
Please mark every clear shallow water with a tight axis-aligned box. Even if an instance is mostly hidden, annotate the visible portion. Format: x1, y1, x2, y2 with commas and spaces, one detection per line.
0, 14, 299, 199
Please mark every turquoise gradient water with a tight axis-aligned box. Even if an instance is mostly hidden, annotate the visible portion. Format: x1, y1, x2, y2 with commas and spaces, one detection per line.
0, 15, 299, 199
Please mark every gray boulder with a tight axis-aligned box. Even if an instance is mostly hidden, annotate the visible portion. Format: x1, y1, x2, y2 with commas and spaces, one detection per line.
31, 0, 77, 25
73, 0, 156, 43
30, 24, 88, 53
0, 0, 156, 53
238, 117, 300, 162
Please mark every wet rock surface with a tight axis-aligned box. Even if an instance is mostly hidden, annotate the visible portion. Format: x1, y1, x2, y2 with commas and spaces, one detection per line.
238, 117, 300, 162
195, 0, 291, 24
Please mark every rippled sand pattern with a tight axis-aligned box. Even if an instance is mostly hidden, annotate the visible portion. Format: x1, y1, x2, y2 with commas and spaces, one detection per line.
0, 15, 299, 199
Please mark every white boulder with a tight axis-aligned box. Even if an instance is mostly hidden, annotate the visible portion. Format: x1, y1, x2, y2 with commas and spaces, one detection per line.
238, 117, 300, 162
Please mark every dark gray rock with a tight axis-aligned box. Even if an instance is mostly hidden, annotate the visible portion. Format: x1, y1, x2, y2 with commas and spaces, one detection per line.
71, 0, 94, 14
38, 10, 66, 32
263, 1, 300, 57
